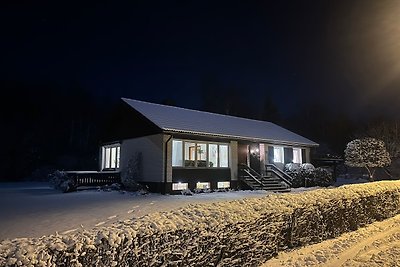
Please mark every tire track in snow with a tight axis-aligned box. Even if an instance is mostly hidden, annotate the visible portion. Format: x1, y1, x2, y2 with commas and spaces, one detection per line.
325, 224, 400, 267
262, 214, 400, 267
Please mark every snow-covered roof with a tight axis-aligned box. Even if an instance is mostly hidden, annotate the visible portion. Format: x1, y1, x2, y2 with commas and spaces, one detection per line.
122, 98, 318, 147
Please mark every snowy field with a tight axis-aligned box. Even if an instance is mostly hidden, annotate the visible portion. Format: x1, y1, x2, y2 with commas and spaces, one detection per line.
262, 213, 400, 266
0, 179, 363, 241
0, 182, 301, 241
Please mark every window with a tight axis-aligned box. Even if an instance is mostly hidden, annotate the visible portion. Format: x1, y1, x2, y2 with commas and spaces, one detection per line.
196, 143, 207, 167
293, 148, 302, 164
219, 145, 229, 167
217, 181, 230, 189
273, 146, 284, 163
209, 144, 218, 168
184, 142, 196, 167
172, 139, 229, 168
172, 182, 188, 191
172, 140, 183, 167
102, 144, 120, 170
196, 182, 210, 189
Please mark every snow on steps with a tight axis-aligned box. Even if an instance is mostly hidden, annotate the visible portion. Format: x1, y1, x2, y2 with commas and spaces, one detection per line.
1, 181, 400, 267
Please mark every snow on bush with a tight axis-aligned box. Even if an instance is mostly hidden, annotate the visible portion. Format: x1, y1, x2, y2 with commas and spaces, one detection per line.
1, 181, 400, 266
48, 170, 76, 193
285, 163, 333, 188
345, 138, 391, 181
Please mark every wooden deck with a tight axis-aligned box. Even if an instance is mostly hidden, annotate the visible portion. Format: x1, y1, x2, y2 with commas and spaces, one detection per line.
65, 171, 121, 187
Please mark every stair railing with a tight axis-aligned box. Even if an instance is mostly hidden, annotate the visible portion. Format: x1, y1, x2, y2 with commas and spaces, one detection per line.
238, 164, 264, 187
265, 164, 293, 187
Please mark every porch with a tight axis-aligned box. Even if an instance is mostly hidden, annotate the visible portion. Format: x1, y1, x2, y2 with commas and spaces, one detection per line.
236, 142, 308, 192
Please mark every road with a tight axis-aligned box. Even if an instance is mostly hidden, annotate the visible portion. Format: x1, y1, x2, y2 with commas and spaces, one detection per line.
262, 214, 400, 266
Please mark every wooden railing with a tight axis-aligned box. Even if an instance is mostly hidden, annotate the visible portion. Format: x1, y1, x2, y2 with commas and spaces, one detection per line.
65, 171, 121, 187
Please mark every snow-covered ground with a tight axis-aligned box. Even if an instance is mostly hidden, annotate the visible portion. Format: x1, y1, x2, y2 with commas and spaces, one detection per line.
0, 179, 366, 241
0, 182, 295, 240
262, 213, 400, 266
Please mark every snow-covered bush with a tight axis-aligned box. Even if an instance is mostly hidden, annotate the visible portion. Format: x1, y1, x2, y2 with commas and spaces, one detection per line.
300, 163, 315, 172
48, 170, 76, 193
345, 138, 391, 181
286, 164, 333, 188
2, 181, 400, 267
180, 188, 194, 195
284, 163, 301, 172
121, 152, 144, 191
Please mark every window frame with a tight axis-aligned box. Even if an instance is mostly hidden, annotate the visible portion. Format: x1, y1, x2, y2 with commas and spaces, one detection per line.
172, 139, 230, 169
102, 143, 121, 171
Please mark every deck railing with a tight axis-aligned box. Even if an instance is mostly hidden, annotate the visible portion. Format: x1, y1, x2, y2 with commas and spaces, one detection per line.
65, 171, 121, 187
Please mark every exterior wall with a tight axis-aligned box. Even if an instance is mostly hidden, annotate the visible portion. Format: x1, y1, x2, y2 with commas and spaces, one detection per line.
230, 141, 238, 181
120, 134, 164, 183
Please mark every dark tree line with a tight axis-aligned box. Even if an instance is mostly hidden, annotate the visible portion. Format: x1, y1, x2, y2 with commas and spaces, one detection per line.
0, 81, 110, 181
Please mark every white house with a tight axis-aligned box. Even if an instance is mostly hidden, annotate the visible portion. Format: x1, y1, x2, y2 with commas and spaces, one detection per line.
100, 98, 318, 194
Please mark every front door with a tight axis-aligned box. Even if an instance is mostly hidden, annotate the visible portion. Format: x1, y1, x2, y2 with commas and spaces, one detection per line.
249, 143, 261, 174
238, 144, 249, 166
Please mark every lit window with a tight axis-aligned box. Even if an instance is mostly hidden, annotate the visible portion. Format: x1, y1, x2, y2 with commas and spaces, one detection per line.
102, 144, 121, 170
219, 145, 229, 167
184, 142, 196, 167
172, 182, 188, 191
172, 140, 183, 167
209, 144, 218, 168
217, 181, 230, 189
273, 146, 284, 163
196, 143, 207, 167
293, 148, 302, 164
172, 139, 229, 168
196, 182, 210, 189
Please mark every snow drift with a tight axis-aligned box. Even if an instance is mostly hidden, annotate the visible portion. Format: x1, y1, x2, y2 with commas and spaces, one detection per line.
1, 181, 400, 266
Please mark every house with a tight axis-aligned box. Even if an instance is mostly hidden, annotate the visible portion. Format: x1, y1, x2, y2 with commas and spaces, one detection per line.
100, 98, 318, 194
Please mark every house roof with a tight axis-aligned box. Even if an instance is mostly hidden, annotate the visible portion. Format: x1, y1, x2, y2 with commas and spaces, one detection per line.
122, 98, 318, 147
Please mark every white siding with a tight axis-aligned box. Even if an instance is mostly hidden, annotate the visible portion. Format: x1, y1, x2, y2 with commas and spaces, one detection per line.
120, 134, 164, 182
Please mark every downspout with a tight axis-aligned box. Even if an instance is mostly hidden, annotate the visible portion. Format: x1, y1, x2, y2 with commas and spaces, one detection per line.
164, 134, 173, 194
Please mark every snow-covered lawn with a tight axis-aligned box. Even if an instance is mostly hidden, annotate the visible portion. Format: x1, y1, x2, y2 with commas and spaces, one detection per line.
0, 182, 296, 241
262, 213, 400, 266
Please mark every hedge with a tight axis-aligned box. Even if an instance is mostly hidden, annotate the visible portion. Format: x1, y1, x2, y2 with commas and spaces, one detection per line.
1, 181, 400, 266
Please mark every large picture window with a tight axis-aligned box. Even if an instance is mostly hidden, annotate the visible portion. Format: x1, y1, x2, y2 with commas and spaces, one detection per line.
102, 144, 120, 170
293, 148, 302, 164
172, 139, 229, 168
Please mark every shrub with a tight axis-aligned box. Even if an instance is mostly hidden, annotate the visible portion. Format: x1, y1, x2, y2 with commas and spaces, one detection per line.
1, 181, 400, 266
48, 170, 76, 193
285, 163, 333, 188
121, 152, 145, 191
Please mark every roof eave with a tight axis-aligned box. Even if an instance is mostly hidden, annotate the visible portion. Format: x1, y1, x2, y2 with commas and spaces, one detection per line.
163, 128, 319, 147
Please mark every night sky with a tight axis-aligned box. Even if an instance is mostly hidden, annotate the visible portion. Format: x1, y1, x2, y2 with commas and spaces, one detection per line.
3, 0, 400, 181
3, 0, 400, 118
